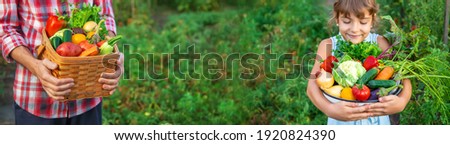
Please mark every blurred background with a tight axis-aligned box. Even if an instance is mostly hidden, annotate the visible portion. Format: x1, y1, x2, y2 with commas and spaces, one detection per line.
1, 0, 449, 124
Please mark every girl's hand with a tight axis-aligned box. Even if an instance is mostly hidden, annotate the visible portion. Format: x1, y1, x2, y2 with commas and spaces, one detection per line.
326, 101, 371, 121
368, 95, 406, 116
98, 53, 123, 95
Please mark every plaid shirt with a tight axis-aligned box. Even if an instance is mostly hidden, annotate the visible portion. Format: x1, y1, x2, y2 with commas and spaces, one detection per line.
0, 0, 116, 118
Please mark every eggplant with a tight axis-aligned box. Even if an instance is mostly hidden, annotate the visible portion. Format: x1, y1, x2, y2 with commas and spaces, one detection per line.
368, 88, 380, 100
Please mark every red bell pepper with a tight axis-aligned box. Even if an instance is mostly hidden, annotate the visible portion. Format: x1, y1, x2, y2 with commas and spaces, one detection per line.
96, 40, 106, 47
320, 56, 338, 73
352, 85, 371, 101
45, 15, 66, 37
363, 55, 379, 71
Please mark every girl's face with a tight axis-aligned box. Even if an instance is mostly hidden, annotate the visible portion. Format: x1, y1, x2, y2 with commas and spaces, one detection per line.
337, 9, 373, 44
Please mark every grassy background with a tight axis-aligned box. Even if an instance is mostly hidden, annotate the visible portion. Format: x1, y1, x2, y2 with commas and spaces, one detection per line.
102, 0, 449, 124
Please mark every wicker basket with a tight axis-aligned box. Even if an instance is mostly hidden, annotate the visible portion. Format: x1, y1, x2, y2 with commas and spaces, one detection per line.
36, 30, 119, 101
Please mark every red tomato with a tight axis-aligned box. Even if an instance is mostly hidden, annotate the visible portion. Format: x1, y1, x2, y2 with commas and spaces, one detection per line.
363, 56, 379, 70
45, 15, 66, 37
320, 56, 338, 73
56, 42, 83, 57
352, 85, 371, 101
78, 40, 96, 51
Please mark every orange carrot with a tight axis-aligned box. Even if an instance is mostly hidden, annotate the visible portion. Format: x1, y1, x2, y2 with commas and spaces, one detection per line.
79, 46, 99, 57
375, 66, 394, 80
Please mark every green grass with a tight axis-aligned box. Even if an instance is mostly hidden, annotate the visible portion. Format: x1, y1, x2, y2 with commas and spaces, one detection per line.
100, 0, 450, 125
104, 0, 329, 125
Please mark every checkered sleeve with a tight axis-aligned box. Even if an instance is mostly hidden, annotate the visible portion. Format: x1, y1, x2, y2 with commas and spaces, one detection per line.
0, 0, 28, 63
95, 0, 117, 35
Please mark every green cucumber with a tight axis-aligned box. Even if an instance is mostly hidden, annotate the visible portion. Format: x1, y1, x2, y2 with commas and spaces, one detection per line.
50, 37, 62, 49
367, 80, 397, 89
62, 29, 73, 42
356, 68, 378, 85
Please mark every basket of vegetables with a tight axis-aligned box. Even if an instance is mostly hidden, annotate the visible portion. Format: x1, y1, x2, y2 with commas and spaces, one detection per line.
36, 4, 122, 101
317, 39, 402, 104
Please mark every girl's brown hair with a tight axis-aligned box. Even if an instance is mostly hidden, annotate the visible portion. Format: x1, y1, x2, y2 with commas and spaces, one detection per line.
328, 0, 380, 29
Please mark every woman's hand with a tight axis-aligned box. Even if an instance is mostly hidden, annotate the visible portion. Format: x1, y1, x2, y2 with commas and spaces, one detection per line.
368, 95, 406, 116
10, 46, 73, 101
98, 52, 123, 95
326, 101, 372, 121
35, 59, 74, 101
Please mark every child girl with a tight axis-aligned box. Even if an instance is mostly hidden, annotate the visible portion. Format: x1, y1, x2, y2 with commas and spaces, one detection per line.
306, 0, 412, 125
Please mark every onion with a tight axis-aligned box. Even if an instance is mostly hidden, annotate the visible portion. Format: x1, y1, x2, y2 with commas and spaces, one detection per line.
83, 21, 97, 32
316, 69, 334, 89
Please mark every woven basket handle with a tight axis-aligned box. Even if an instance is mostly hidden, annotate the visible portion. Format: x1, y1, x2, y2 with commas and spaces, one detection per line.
36, 44, 45, 58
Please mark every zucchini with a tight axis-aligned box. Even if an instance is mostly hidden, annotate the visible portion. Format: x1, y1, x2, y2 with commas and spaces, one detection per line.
50, 37, 62, 49
49, 29, 71, 40
367, 80, 396, 89
62, 29, 73, 42
356, 68, 378, 85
